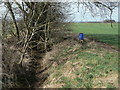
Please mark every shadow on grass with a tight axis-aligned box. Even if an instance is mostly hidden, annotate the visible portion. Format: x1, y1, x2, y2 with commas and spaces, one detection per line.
85, 34, 119, 47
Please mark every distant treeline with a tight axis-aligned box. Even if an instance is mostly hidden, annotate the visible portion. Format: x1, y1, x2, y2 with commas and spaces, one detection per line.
67, 19, 118, 23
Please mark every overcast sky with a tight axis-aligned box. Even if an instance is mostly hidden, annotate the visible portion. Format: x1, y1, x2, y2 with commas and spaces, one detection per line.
70, 8, 118, 22
65, 3, 118, 22
0, 2, 119, 22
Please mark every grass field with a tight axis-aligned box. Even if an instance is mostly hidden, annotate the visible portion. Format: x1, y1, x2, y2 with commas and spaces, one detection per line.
69, 23, 118, 47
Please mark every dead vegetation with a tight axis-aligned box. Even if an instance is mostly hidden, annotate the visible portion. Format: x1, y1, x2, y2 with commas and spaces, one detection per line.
1, 1, 119, 89
2, 1, 70, 88
39, 37, 118, 88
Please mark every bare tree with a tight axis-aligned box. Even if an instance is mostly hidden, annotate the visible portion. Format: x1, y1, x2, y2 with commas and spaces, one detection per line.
2, 0, 118, 88
4, 2, 20, 40
2, 1, 69, 88
77, 1, 118, 27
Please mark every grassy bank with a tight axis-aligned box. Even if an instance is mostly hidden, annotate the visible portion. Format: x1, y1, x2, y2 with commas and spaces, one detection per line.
43, 40, 118, 88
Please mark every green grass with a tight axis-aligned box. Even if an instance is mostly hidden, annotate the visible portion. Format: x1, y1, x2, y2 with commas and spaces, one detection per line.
69, 23, 118, 47
61, 76, 74, 88
49, 45, 118, 88
86, 34, 118, 47
70, 23, 118, 34
43, 23, 118, 88
107, 83, 116, 88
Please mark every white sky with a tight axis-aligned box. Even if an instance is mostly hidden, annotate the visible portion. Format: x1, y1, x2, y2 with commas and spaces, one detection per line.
0, 2, 119, 22
65, 3, 118, 22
